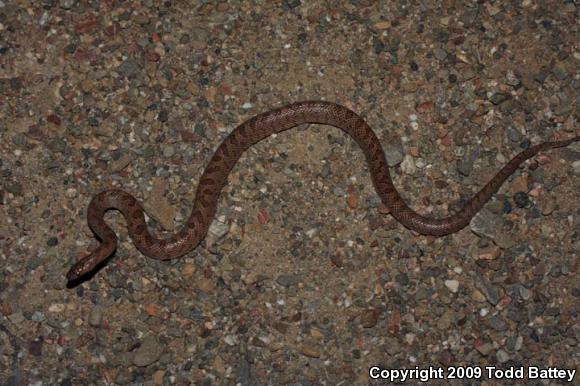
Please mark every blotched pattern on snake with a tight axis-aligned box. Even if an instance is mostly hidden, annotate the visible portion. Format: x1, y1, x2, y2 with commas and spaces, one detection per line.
66, 101, 579, 281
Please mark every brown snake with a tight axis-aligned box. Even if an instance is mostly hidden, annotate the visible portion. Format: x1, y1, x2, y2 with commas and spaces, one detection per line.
66, 101, 579, 281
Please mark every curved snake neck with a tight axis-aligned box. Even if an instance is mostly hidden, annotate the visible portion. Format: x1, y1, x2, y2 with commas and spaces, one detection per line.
67, 101, 579, 281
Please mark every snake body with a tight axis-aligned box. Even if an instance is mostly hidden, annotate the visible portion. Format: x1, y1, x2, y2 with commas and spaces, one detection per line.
66, 101, 578, 281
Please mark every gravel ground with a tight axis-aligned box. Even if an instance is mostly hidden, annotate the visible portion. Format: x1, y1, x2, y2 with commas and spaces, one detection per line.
1, 1, 579, 385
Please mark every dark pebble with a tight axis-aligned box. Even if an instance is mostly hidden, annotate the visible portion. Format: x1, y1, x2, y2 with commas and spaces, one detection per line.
283, 0, 301, 9
29, 337, 43, 356
395, 273, 409, 286
276, 274, 300, 287
502, 198, 512, 214
486, 315, 508, 331
47, 237, 59, 247
10, 78, 22, 91
157, 110, 169, 122
457, 158, 474, 176
474, 274, 500, 305
506, 126, 522, 143
489, 93, 510, 105
64, 44, 76, 54
117, 59, 140, 78
513, 192, 531, 208
519, 139, 531, 149
534, 69, 549, 84
360, 308, 380, 328
507, 306, 529, 323
88, 116, 99, 127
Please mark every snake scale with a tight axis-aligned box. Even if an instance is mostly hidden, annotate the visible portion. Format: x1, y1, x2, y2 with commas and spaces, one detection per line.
66, 101, 578, 281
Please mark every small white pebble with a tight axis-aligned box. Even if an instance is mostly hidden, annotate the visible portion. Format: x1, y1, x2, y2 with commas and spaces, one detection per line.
65, 188, 78, 198
224, 335, 237, 346
48, 303, 65, 313
444, 279, 459, 293
400, 155, 417, 175
305, 228, 317, 238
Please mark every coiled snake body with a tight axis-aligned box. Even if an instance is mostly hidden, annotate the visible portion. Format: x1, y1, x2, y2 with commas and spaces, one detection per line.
67, 101, 578, 281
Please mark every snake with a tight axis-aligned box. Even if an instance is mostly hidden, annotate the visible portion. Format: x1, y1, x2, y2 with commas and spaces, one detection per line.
66, 101, 579, 281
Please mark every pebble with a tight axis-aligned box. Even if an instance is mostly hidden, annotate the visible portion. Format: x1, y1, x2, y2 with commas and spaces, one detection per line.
552, 62, 569, 80
486, 315, 507, 331
162, 145, 175, 158
470, 209, 502, 240
60, 0, 78, 9
383, 143, 404, 166
433, 48, 448, 60
496, 349, 510, 363
117, 59, 140, 78
206, 219, 230, 245
517, 285, 532, 301
456, 152, 475, 176
152, 370, 165, 385
143, 186, 176, 231
29, 337, 43, 357
360, 308, 379, 328
196, 277, 215, 293
436, 310, 454, 330
181, 262, 196, 278
473, 274, 500, 305
475, 342, 494, 356
133, 336, 163, 367
400, 154, 416, 175
539, 196, 556, 215
513, 192, 531, 208
384, 337, 401, 355
302, 344, 321, 358
505, 71, 520, 87
506, 126, 522, 142
48, 304, 65, 313
190, 27, 210, 49
489, 93, 510, 105
573, 160, 580, 177
444, 279, 459, 293
276, 274, 300, 287
476, 246, 500, 260
88, 306, 103, 327
109, 152, 135, 173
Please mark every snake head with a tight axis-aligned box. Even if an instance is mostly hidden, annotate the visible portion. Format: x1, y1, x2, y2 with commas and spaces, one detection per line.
67, 245, 115, 281
66, 255, 97, 281
67, 237, 117, 282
